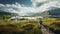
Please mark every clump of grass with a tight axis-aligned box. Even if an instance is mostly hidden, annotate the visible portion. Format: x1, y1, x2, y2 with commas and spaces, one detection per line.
42, 18, 60, 30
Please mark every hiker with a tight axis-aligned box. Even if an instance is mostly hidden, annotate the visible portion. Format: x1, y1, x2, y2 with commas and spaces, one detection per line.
39, 18, 43, 29
39, 18, 43, 24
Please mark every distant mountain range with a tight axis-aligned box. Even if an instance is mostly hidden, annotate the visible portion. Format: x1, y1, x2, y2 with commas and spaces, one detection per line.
31, 8, 60, 18
0, 10, 18, 16
0, 8, 60, 18
0, 10, 18, 19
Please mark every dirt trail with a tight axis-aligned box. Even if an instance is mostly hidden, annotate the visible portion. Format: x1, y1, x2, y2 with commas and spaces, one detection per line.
39, 18, 54, 34
40, 24, 54, 34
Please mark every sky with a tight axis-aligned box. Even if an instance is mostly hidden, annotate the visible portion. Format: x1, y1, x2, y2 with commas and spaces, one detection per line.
0, 0, 60, 16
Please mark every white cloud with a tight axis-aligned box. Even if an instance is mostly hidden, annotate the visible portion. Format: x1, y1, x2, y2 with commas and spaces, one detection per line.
31, 0, 47, 3
31, 0, 60, 12
37, 1, 58, 11
0, 0, 60, 16
0, 4, 5, 7
38, 0, 60, 11
31, 0, 48, 7
0, 3, 37, 16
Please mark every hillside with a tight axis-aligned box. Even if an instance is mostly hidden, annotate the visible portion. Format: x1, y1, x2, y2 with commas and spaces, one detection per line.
47, 8, 60, 17
31, 8, 60, 17
0, 10, 18, 19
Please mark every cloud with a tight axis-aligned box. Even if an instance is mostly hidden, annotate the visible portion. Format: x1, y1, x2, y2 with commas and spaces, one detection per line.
31, 0, 60, 11
0, 0, 60, 16
0, 3, 23, 16
31, 0, 48, 7
0, 2, 37, 16
37, 1, 58, 11
38, 0, 60, 11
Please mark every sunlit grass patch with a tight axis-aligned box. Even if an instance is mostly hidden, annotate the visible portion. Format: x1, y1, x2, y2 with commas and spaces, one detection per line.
42, 18, 60, 30
0, 19, 43, 34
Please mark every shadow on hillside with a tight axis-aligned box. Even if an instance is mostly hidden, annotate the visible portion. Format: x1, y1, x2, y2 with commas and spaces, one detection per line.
49, 28, 60, 34
0, 24, 25, 34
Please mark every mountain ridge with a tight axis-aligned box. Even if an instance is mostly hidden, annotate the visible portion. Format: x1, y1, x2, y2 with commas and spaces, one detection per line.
30, 8, 60, 17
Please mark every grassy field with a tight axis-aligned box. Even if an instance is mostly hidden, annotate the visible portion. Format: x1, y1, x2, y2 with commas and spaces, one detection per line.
0, 19, 42, 34
0, 17, 60, 34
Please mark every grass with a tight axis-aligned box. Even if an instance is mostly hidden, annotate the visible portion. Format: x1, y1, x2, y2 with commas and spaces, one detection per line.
0, 19, 42, 34
0, 17, 60, 34
42, 18, 60, 30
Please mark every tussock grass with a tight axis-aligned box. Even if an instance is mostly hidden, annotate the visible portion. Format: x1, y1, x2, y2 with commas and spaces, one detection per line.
0, 19, 42, 34
42, 18, 60, 30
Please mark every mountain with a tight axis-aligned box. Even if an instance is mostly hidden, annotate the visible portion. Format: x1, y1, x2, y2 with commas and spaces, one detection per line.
47, 8, 60, 17
0, 10, 18, 19
0, 10, 11, 15
31, 8, 60, 18
0, 10, 18, 16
